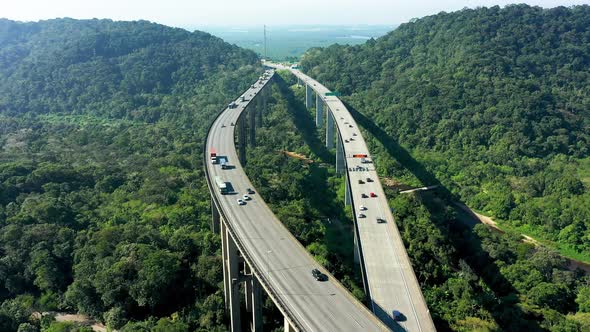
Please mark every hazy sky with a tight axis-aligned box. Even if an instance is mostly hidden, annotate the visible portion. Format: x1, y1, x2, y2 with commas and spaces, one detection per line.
2, 0, 588, 27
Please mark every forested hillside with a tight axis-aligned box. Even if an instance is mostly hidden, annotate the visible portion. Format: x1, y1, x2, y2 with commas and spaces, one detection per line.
0, 18, 261, 331
298, 4, 590, 331
300, 5, 590, 260
248, 71, 590, 331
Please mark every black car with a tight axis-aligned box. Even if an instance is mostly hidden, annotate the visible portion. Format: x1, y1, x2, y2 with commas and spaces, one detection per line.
361, 193, 368, 198
366, 177, 373, 182
246, 188, 255, 194
311, 268, 328, 281
358, 179, 365, 184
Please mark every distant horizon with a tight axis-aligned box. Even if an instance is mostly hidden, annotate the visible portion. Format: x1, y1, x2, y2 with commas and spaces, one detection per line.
2, 1, 587, 29
0, 16, 396, 31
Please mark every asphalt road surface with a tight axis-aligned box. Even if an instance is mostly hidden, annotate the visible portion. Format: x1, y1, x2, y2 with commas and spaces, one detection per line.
206, 70, 389, 331
265, 62, 436, 331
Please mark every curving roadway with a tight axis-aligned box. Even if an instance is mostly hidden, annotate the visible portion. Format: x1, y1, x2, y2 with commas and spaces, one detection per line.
205, 69, 389, 331
265, 62, 436, 331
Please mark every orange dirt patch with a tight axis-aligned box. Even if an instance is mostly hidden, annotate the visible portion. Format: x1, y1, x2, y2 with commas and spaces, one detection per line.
280, 150, 314, 164
381, 177, 413, 191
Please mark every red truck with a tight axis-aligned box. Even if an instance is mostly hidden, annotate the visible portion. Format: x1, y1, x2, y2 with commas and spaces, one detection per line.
210, 148, 217, 164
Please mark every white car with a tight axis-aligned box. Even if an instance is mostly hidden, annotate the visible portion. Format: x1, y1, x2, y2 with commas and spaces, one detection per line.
242, 194, 251, 201
237, 199, 246, 205
359, 205, 367, 211
357, 213, 366, 218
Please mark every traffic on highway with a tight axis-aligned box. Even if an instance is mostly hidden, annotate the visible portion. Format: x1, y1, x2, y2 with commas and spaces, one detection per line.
205, 69, 389, 331
266, 61, 436, 331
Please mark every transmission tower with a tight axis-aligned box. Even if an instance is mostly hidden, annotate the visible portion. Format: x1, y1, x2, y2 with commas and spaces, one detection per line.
264, 25, 267, 60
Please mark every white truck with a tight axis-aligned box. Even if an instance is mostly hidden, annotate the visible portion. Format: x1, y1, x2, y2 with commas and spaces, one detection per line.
215, 176, 229, 194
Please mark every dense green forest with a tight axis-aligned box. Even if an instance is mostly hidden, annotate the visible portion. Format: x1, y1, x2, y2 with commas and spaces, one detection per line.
0, 18, 261, 331
252, 71, 590, 331
295, 4, 590, 331
300, 4, 590, 261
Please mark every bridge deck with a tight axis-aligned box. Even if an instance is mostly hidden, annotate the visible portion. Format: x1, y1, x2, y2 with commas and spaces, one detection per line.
206, 70, 388, 331
269, 63, 435, 331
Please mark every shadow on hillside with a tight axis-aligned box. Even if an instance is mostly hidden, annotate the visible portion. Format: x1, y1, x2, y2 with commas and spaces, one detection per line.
274, 74, 333, 163
273, 74, 366, 294
346, 103, 542, 331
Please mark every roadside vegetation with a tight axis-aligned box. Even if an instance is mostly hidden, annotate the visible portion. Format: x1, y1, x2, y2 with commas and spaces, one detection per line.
299, 4, 590, 330
300, 4, 590, 262
0, 18, 261, 331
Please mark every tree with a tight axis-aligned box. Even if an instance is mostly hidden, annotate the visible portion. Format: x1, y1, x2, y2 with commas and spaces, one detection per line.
152, 318, 188, 332
576, 286, 590, 313
527, 282, 571, 311
17, 323, 39, 332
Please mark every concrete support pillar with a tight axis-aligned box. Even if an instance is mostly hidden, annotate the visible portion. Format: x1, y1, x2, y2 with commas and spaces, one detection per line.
221, 222, 230, 310
263, 86, 268, 113
238, 115, 247, 165
225, 228, 242, 332
249, 104, 256, 147
211, 197, 220, 233
353, 230, 360, 264
326, 109, 334, 149
251, 277, 263, 332
315, 94, 324, 127
297, 77, 302, 86
345, 173, 351, 206
305, 84, 313, 110
244, 264, 252, 313
241, 263, 262, 331
336, 133, 345, 175
257, 90, 265, 127
284, 317, 295, 332
240, 262, 263, 332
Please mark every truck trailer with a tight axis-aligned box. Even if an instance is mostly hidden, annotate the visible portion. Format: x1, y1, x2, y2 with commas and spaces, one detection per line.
214, 176, 229, 194
210, 148, 217, 164
220, 158, 229, 170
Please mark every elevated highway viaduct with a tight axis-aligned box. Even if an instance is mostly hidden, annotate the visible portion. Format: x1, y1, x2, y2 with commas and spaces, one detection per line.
205, 69, 391, 331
